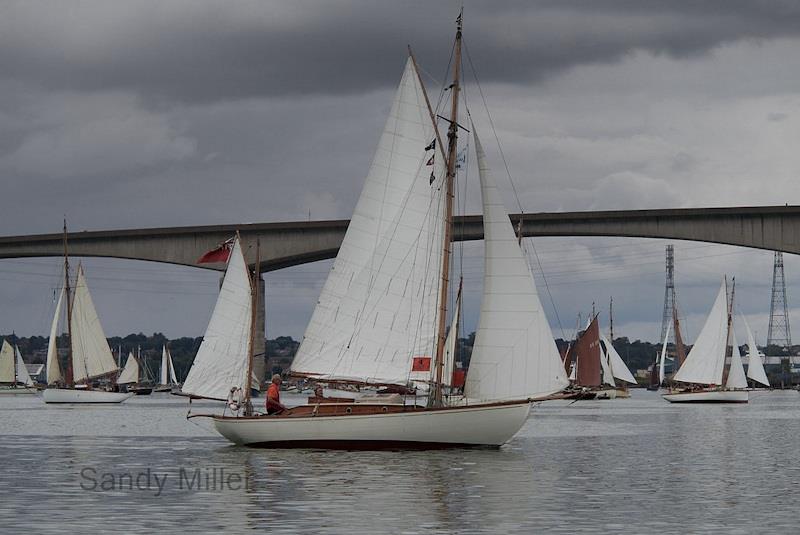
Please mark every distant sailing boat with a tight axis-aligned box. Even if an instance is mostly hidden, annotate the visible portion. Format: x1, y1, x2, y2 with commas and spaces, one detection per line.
187, 16, 570, 448
118, 349, 154, 395
0, 339, 37, 394
42, 223, 132, 404
154, 345, 180, 392
741, 315, 770, 389
566, 315, 636, 399
663, 277, 748, 403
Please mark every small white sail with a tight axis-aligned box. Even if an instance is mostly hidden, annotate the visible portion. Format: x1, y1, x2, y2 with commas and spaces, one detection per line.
726, 326, 748, 389
14, 346, 34, 386
117, 351, 139, 385
46, 287, 65, 385
568, 360, 577, 381
464, 129, 569, 401
70, 265, 118, 382
167, 347, 179, 385
291, 57, 447, 386
658, 321, 671, 385
160, 346, 169, 385
443, 290, 461, 387
742, 315, 769, 387
0, 339, 15, 382
182, 237, 253, 400
673, 279, 729, 385
599, 344, 616, 387
602, 334, 637, 384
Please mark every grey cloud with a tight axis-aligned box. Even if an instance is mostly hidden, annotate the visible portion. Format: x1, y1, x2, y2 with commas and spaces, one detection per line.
2, 1, 800, 103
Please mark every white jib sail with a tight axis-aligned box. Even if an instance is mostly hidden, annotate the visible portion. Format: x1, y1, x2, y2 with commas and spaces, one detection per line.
14, 346, 34, 386
599, 343, 616, 387
0, 339, 14, 382
70, 265, 118, 382
117, 352, 139, 385
673, 278, 729, 386
167, 348, 179, 384
442, 291, 461, 387
160, 346, 169, 385
742, 315, 769, 387
659, 320, 671, 385
291, 57, 447, 386
464, 129, 570, 401
46, 287, 65, 385
726, 325, 748, 389
602, 333, 636, 384
182, 237, 252, 400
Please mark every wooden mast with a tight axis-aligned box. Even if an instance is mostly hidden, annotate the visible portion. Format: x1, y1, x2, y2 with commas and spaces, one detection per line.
722, 276, 735, 386
63, 219, 74, 387
243, 236, 261, 415
432, 11, 463, 406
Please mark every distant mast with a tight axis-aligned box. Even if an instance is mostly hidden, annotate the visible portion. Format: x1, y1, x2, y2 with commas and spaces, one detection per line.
63, 220, 74, 387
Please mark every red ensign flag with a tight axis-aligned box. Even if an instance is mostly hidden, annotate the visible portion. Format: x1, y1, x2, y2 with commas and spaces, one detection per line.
411, 356, 431, 372
197, 237, 235, 264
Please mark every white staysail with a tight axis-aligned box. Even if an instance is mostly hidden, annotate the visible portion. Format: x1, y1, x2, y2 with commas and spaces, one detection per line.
658, 320, 671, 385
464, 130, 569, 401
182, 237, 253, 400
673, 279, 729, 386
46, 287, 65, 385
70, 265, 118, 383
160, 346, 169, 385
117, 352, 139, 385
14, 346, 34, 386
742, 315, 769, 387
443, 289, 461, 387
167, 348, 179, 384
602, 334, 637, 384
0, 339, 14, 382
726, 326, 747, 389
291, 58, 447, 386
599, 344, 616, 387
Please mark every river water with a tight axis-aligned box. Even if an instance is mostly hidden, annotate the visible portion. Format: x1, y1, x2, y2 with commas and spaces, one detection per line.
1, 389, 797, 534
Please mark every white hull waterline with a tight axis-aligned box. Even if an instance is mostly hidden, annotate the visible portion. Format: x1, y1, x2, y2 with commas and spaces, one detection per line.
0, 386, 38, 395
662, 390, 748, 404
42, 388, 133, 404
212, 401, 532, 448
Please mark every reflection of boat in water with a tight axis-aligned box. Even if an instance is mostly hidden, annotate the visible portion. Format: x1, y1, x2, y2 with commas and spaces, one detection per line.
43, 224, 132, 404
0, 340, 37, 395
663, 277, 748, 404
187, 16, 570, 448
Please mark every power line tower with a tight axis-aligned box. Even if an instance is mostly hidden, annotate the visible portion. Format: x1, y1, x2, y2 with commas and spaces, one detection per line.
660, 245, 675, 342
767, 251, 792, 353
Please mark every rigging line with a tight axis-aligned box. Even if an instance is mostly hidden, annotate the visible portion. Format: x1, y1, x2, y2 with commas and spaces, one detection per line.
462, 37, 566, 340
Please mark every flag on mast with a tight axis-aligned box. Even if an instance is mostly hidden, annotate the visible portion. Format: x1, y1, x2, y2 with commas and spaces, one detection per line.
198, 237, 236, 264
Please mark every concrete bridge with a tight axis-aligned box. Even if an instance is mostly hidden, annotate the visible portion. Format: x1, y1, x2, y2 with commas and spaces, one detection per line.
0, 205, 797, 271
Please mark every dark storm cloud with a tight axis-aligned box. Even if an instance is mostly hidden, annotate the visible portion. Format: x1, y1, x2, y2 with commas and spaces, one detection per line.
2, 1, 800, 103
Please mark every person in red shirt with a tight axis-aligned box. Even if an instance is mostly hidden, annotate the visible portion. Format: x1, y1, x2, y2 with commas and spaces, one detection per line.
266, 374, 286, 415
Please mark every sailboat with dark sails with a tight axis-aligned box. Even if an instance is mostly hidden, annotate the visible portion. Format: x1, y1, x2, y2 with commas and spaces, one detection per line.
185, 15, 569, 448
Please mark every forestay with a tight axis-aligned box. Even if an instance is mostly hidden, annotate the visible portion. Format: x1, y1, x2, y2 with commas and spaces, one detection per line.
464, 130, 569, 401
182, 237, 252, 400
673, 279, 728, 385
117, 352, 139, 385
742, 315, 769, 387
70, 266, 118, 382
291, 58, 447, 386
601, 333, 637, 384
46, 288, 64, 384
726, 326, 747, 389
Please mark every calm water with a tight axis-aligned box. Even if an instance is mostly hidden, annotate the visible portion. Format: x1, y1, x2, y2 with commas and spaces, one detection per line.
1, 390, 798, 534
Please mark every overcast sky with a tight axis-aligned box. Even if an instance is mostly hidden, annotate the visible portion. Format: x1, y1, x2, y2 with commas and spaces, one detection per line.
2, 1, 800, 351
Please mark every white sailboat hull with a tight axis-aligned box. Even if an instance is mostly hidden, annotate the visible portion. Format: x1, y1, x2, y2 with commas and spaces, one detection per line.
0, 386, 38, 395
662, 390, 748, 404
42, 388, 133, 404
212, 401, 532, 448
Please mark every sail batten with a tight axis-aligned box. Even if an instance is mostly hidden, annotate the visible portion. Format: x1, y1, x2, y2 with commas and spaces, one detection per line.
673, 279, 729, 385
290, 57, 447, 386
464, 129, 569, 401
182, 237, 253, 400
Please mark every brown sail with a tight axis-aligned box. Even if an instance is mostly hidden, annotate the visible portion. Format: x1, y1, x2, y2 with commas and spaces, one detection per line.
572, 316, 602, 387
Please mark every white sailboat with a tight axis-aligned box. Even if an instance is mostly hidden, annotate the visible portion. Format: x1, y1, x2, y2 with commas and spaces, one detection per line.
600, 333, 637, 398
0, 340, 37, 394
189, 18, 569, 448
154, 345, 179, 392
42, 224, 132, 404
117, 351, 140, 386
663, 277, 748, 403
741, 315, 770, 388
